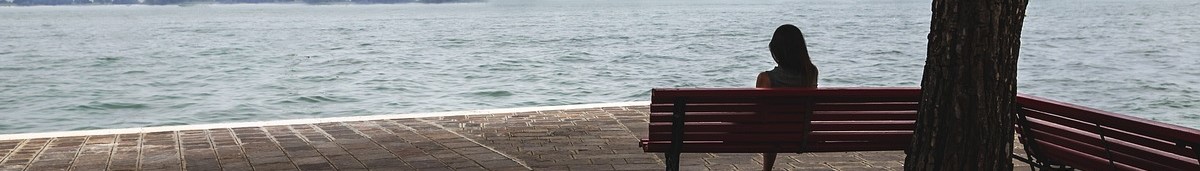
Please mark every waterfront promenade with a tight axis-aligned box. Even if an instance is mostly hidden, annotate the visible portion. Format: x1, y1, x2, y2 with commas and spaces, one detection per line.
0, 102, 1028, 171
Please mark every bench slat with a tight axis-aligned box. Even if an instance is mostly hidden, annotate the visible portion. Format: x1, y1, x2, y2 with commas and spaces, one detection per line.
650, 96, 919, 104
651, 88, 920, 98
650, 103, 810, 113
649, 103, 916, 113
811, 111, 917, 121
807, 131, 913, 142
647, 121, 914, 132
646, 131, 913, 143
805, 141, 909, 152
647, 133, 806, 142
648, 112, 807, 122
641, 141, 908, 153
649, 111, 916, 122
641, 141, 805, 153
809, 121, 915, 131
648, 123, 808, 133
814, 102, 918, 111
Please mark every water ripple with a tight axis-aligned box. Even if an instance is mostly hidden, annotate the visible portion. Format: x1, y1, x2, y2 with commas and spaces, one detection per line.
68, 102, 151, 111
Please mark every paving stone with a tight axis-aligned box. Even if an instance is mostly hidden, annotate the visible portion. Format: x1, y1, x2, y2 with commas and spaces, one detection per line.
287, 150, 324, 158
464, 153, 508, 161
528, 165, 567, 170
706, 157, 759, 165
296, 163, 335, 170
254, 162, 299, 170
430, 152, 461, 159
791, 167, 837, 171
219, 160, 253, 170
454, 166, 491, 171
858, 154, 905, 161
440, 141, 477, 148
184, 162, 224, 171
476, 159, 522, 168
591, 158, 629, 165
406, 160, 448, 169
490, 166, 531, 171
359, 158, 412, 169
106, 163, 138, 171
624, 157, 661, 164
69, 164, 110, 171
248, 155, 292, 165
783, 161, 827, 168
444, 160, 480, 168
325, 156, 366, 170
613, 163, 662, 171
351, 152, 396, 161
291, 156, 330, 165
794, 154, 863, 163
865, 161, 903, 168
833, 166, 889, 171
568, 164, 616, 170
142, 165, 183, 171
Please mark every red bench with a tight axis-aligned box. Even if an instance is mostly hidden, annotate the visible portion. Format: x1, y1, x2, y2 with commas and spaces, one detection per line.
640, 88, 921, 170
1015, 94, 1200, 171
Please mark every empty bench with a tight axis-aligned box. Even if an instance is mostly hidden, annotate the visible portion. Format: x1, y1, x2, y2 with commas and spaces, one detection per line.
1015, 94, 1200, 171
639, 88, 921, 170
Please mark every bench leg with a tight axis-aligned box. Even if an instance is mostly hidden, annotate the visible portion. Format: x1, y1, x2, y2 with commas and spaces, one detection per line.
666, 152, 680, 171
763, 152, 777, 171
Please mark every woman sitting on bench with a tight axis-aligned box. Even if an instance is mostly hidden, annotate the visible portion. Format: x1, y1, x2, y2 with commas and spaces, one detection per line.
755, 24, 819, 171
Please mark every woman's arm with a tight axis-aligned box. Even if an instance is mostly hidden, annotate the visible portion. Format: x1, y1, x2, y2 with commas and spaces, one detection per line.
756, 72, 770, 88
809, 67, 819, 87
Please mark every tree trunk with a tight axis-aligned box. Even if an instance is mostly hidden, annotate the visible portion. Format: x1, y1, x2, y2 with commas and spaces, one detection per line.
904, 0, 1029, 170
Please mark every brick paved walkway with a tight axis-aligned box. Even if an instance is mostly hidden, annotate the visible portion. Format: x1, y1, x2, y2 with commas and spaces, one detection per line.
0, 105, 1030, 171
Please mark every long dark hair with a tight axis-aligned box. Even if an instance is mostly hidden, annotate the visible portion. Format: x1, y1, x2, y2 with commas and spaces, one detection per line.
769, 24, 818, 86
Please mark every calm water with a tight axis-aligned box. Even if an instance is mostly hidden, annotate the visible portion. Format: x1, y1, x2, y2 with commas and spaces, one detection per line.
1, 0, 1198, 134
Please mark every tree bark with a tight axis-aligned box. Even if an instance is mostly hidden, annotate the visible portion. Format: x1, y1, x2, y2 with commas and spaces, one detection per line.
904, 0, 1029, 170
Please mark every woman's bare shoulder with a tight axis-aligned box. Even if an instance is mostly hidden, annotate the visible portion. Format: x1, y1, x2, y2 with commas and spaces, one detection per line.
756, 72, 770, 88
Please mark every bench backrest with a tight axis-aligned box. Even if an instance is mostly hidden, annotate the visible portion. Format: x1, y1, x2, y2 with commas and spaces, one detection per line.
1016, 94, 1200, 171
645, 87, 920, 153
